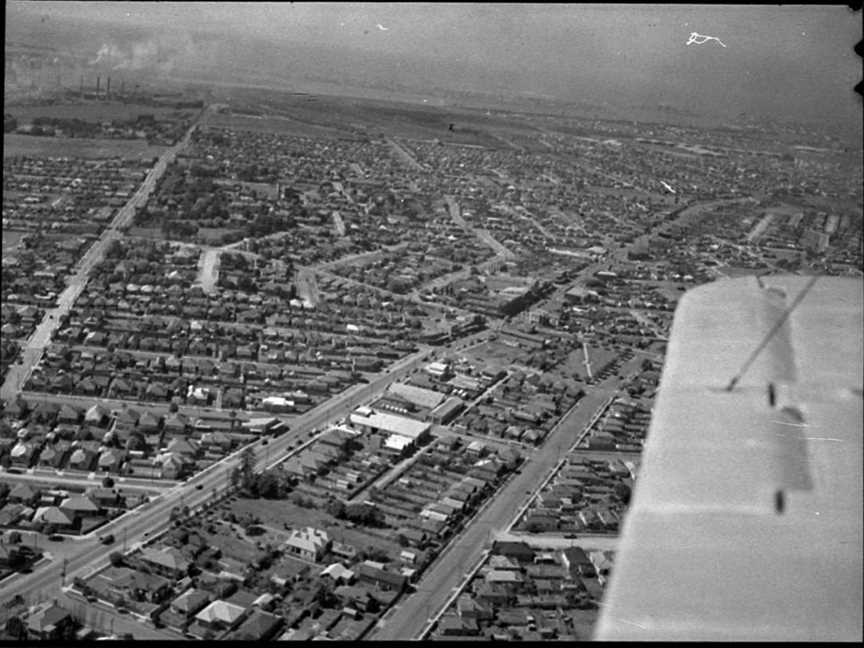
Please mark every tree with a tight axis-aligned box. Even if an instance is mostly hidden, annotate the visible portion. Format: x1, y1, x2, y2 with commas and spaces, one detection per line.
254, 471, 282, 499
238, 446, 256, 493
325, 498, 346, 519
5, 616, 26, 641
614, 483, 632, 505
102, 476, 115, 488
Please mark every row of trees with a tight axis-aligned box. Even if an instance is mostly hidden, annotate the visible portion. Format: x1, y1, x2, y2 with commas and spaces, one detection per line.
230, 447, 297, 499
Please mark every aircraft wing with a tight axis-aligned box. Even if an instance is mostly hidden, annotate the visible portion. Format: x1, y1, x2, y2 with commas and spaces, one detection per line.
596, 275, 863, 641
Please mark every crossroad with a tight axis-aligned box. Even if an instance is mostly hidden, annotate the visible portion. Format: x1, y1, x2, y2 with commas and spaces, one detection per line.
0, 116, 203, 406
0, 330, 491, 610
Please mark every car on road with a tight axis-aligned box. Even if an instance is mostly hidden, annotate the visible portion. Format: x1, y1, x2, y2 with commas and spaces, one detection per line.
48, 534, 64, 542
100, 534, 115, 545
195, 484, 203, 490
7, 468, 21, 474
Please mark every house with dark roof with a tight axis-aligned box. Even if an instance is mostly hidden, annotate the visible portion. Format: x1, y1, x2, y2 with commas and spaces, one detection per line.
226, 609, 284, 641
492, 541, 536, 563
8, 483, 37, 504
170, 588, 211, 618
57, 404, 82, 425
355, 561, 408, 593
163, 412, 189, 434
111, 569, 174, 604
140, 546, 190, 579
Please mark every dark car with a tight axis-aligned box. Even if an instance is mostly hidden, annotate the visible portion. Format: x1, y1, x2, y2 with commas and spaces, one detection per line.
100, 534, 115, 545
195, 484, 203, 490
48, 534, 64, 542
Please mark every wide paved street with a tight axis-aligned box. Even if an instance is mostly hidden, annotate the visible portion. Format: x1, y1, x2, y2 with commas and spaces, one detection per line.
370, 382, 618, 640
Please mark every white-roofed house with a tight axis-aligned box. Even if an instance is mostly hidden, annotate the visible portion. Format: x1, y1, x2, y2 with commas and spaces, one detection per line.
194, 599, 246, 633
283, 527, 331, 562
320, 562, 355, 584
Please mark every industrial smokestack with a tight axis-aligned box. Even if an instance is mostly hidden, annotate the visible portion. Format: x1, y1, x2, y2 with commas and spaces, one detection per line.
96, 75, 101, 94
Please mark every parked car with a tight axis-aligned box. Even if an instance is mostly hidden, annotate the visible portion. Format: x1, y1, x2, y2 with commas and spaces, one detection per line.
48, 534, 64, 542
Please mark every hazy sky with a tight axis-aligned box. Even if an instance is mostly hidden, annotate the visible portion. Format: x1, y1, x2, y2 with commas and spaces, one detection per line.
10, 2, 863, 127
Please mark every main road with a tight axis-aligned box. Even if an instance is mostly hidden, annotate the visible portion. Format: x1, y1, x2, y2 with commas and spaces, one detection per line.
370, 381, 619, 640
0, 113, 205, 406
0, 328, 492, 609
369, 196, 757, 640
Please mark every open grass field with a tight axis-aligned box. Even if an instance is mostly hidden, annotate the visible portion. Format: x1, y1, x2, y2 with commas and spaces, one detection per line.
208, 90, 521, 148
6, 101, 194, 124
3, 133, 167, 160
227, 497, 333, 531
196, 226, 245, 245
556, 346, 619, 381
203, 110, 357, 140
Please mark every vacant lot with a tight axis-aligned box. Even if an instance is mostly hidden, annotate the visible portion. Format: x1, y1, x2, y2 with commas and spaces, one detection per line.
209, 91, 509, 147
7, 101, 194, 124
203, 111, 356, 140
3, 134, 166, 160
462, 340, 528, 369
559, 346, 619, 381
226, 497, 332, 531
196, 226, 245, 245
224, 497, 411, 563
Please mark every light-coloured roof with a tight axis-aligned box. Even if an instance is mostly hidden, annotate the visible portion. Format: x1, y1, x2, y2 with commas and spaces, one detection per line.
387, 382, 446, 410
320, 563, 354, 581
195, 599, 245, 624
285, 527, 329, 555
349, 410, 430, 439
383, 433, 413, 451
597, 276, 863, 641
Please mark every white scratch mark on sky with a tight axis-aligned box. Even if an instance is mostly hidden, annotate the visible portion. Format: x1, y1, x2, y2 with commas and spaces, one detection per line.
686, 32, 727, 48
